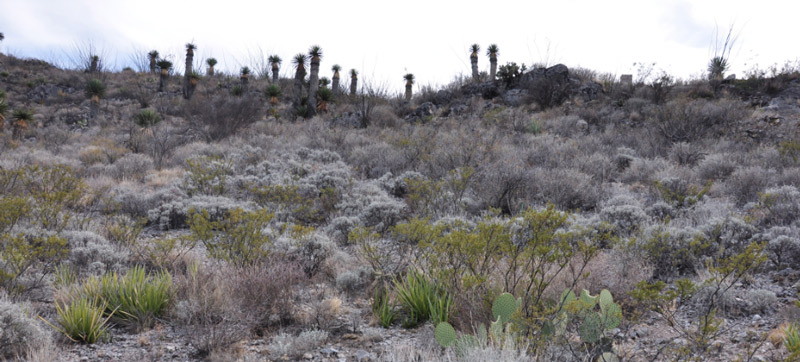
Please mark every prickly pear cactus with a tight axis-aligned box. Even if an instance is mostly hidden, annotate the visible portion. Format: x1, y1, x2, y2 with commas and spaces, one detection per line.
578, 313, 604, 344
435, 322, 457, 347
492, 292, 518, 324
579, 289, 598, 307
476, 323, 488, 345
600, 301, 622, 330
600, 352, 620, 362
598, 289, 614, 310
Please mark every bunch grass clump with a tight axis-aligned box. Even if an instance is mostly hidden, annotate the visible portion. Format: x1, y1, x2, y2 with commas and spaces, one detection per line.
393, 269, 452, 327
42, 296, 114, 344
83, 265, 172, 330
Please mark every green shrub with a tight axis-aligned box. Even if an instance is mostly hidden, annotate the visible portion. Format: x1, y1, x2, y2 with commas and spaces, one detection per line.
372, 288, 397, 328
187, 207, 274, 266
43, 297, 113, 344
85, 79, 106, 99
83, 266, 172, 330
133, 109, 162, 128
785, 322, 800, 357
183, 156, 233, 197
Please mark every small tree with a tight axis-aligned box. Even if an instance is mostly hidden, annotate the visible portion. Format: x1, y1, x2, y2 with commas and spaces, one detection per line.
403, 73, 415, 102
148, 50, 159, 74
240, 66, 250, 90
11, 109, 34, 140
486, 44, 499, 80
349, 69, 358, 96
206, 58, 217, 76
156, 60, 173, 92
469, 44, 480, 81
269, 55, 282, 84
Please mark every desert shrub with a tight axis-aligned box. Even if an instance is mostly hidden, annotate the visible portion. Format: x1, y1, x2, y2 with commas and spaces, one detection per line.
697, 153, 737, 181
757, 185, 800, 227
63, 230, 128, 273
267, 329, 328, 359
230, 260, 307, 334
82, 265, 172, 330
653, 176, 711, 208
187, 207, 274, 267
0, 297, 52, 358
147, 194, 251, 231
349, 142, 408, 179
743, 289, 777, 315
725, 166, 776, 206
698, 216, 757, 255
183, 155, 233, 197
532, 168, 602, 211
646, 201, 675, 221
133, 108, 161, 128
335, 267, 370, 292
638, 225, 701, 277
668, 142, 705, 167
110, 153, 153, 181
0, 230, 68, 295
652, 98, 747, 143
766, 235, 800, 268
183, 94, 263, 141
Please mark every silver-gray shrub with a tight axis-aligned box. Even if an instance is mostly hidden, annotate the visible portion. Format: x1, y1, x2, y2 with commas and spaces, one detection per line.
600, 203, 648, 236
724, 166, 777, 206
110, 152, 154, 181
697, 153, 737, 181
63, 230, 129, 273
758, 185, 800, 227
531, 167, 602, 211
0, 297, 52, 360
668, 141, 706, 167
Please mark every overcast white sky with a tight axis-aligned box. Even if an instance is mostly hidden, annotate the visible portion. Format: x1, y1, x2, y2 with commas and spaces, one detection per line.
1, 0, 798, 93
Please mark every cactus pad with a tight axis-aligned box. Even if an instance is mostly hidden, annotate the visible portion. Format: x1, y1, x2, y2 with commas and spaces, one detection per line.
435, 322, 457, 347
599, 289, 614, 310
579, 313, 604, 344
492, 292, 518, 324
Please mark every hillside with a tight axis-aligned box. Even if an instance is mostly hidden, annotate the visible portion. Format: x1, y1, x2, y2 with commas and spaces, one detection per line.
1, 50, 800, 362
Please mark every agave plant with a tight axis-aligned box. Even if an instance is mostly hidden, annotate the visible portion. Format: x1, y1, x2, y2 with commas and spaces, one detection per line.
317, 87, 333, 113
403, 73, 415, 102
156, 59, 173, 92
486, 44, 499, 80
206, 58, 217, 76
183, 43, 197, 100
268, 55, 282, 84
331, 64, 342, 93
85, 79, 105, 119
470, 44, 480, 81
349, 69, 358, 96
148, 50, 159, 74
307, 45, 323, 117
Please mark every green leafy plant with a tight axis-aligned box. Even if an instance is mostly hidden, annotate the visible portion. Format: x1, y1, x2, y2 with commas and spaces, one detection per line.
82, 266, 172, 330
372, 288, 397, 328
187, 207, 275, 266
183, 156, 233, 196
785, 322, 800, 358
393, 270, 451, 327
435, 292, 521, 356
85, 78, 106, 100
133, 109, 162, 128
41, 297, 115, 344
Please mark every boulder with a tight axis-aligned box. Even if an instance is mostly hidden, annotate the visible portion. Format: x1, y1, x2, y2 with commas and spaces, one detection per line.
404, 102, 437, 123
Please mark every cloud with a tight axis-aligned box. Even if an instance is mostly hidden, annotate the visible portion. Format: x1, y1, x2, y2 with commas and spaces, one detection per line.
659, 1, 714, 49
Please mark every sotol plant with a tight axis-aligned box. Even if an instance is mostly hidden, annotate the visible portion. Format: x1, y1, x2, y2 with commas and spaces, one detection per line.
269, 55, 282, 84
470, 44, 480, 81
206, 57, 217, 76
487, 44, 499, 80
307, 45, 323, 117
403, 73, 415, 102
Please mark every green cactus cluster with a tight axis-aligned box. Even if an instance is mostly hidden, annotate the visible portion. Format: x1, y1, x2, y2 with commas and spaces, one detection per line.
547, 288, 622, 359
435, 292, 521, 355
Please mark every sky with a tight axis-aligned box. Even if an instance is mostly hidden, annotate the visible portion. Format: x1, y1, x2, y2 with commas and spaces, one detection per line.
1, 0, 798, 94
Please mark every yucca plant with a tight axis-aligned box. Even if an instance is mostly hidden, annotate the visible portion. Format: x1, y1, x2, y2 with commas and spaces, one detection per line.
11, 109, 34, 139
148, 50, 159, 73
393, 269, 450, 327
269, 55, 282, 84
240, 66, 251, 88
403, 73, 415, 102
785, 323, 800, 358
331, 64, 341, 93
319, 77, 330, 88
486, 44, 499, 80
349, 69, 358, 96
470, 44, 480, 81
206, 57, 217, 76
372, 287, 397, 328
133, 108, 162, 128
292, 53, 308, 108
182, 43, 197, 99
86, 78, 105, 120
708, 56, 728, 81
89, 55, 100, 73
317, 87, 333, 113
41, 296, 115, 344
83, 266, 172, 331
265, 84, 282, 106
307, 45, 323, 117
156, 59, 172, 92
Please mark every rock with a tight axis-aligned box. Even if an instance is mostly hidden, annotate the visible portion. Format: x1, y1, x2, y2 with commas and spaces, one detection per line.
501, 89, 527, 106
579, 81, 603, 101
459, 81, 500, 100
355, 349, 371, 361
330, 111, 364, 128
303, 353, 314, 359
320, 347, 339, 357
576, 119, 589, 133
404, 102, 437, 123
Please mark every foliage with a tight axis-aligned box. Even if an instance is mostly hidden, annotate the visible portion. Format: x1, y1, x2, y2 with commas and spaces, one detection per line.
183, 155, 233, 196
497, 62, 526, 87
545, 289, 622, 359
653, 179, 711, 208
82, 265, 173, 330
372, 287, 397, 328
393, 269, 452, 327
85, 78, 106, 99
133, 108, 162, 128
187, 207, 275, 266
784, 323, 800, 358
42, 296, 114, 344
435, 292, 522, 357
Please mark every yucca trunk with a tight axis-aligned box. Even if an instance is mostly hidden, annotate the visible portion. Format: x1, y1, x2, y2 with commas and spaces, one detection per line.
405, 82, 412, 102
159, 68, 168, 92
350, 74, 357, 96
332, 70, 340, 94
293, 66, 306, 108
271, 64, 280, 84
149, 58, 157, 74
207, 65, 214, 76
90, 96, 99, 119
471, 52, 479, 81
182, 48, 194, 100
307, 56, 320, 117
12, 120, 27, 140
490, 54, 497, 80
